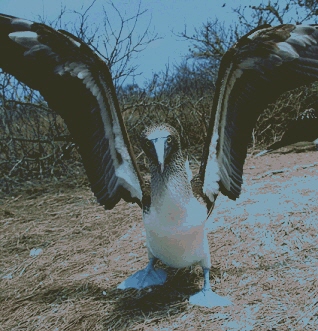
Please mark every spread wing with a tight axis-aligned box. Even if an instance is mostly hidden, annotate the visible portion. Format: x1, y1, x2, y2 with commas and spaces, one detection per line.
199, 24, 318, 204
0, 13, 144, 209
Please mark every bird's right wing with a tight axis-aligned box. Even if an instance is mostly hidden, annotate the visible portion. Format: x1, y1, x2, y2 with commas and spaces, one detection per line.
199, 24, 318, 205
0, 14, 145, 209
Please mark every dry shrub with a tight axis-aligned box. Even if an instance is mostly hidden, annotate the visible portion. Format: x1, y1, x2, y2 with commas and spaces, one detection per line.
252, 82, 318, 149
0, 76, 85, 195
1, 73, 317, 191
123, 91, 212, 164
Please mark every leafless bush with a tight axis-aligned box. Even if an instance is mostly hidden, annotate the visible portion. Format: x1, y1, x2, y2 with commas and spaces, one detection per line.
2, 1, 318, 194
119, 63, 215, 167
252, 83, 318, 150
124, 93, 211, 149
0, 73, 84, 194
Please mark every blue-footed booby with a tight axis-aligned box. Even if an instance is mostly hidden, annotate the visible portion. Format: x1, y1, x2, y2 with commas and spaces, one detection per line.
1, 14, 318, 307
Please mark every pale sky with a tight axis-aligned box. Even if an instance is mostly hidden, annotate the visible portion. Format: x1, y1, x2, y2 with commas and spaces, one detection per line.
0, 0, 253, 86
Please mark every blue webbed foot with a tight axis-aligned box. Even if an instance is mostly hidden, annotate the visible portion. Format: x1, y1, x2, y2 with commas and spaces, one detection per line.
117, 258, 167, 290
189, 288, 232, 307
189, 267, 232, 307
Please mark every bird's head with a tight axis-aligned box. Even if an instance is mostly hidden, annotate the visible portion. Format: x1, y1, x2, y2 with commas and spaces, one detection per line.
140, 124, 181, 174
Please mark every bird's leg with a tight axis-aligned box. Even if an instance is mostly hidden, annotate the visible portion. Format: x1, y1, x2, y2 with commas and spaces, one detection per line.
117, 257, 167, 290
189, 268, 232, 307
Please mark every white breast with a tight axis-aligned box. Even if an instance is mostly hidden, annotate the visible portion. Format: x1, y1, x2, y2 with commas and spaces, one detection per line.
143, 187, 210, 269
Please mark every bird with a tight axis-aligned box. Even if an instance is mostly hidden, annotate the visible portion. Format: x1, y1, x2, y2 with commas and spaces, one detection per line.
1, 14, 318, 308
256, 108, 318, 156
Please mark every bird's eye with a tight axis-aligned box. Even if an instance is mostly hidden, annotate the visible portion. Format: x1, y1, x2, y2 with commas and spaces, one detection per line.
167, 136, 172, 143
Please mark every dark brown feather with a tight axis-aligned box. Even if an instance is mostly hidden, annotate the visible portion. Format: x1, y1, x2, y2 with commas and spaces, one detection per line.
200, 24, 318, 202
0, 14, 144, 209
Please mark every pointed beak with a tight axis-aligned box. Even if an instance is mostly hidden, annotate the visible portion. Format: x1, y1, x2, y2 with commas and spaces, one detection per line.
153, 138, 166, 173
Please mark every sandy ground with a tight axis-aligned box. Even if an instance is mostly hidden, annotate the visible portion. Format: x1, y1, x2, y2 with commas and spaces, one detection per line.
0, 150, 317, 330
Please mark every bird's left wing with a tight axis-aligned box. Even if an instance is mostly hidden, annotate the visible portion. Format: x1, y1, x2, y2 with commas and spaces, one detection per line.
199, 24, 318, 205
0, 14, 144, 209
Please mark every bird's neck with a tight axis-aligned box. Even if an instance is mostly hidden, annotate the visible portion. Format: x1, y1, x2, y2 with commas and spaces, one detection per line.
149, 152, 193, 208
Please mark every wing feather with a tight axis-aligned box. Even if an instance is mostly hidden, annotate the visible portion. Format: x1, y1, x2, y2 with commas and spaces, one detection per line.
0, 13, 144, 209
200, 24, 318, 204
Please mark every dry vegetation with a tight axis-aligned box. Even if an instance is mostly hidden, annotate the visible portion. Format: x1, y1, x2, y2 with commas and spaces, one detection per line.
253, 83, 318, 149
1, 2, 318, 328
1, 52, 318, 330
1, 151, 317, 330
1, 73, 318, 331
2, 75, 318, 196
